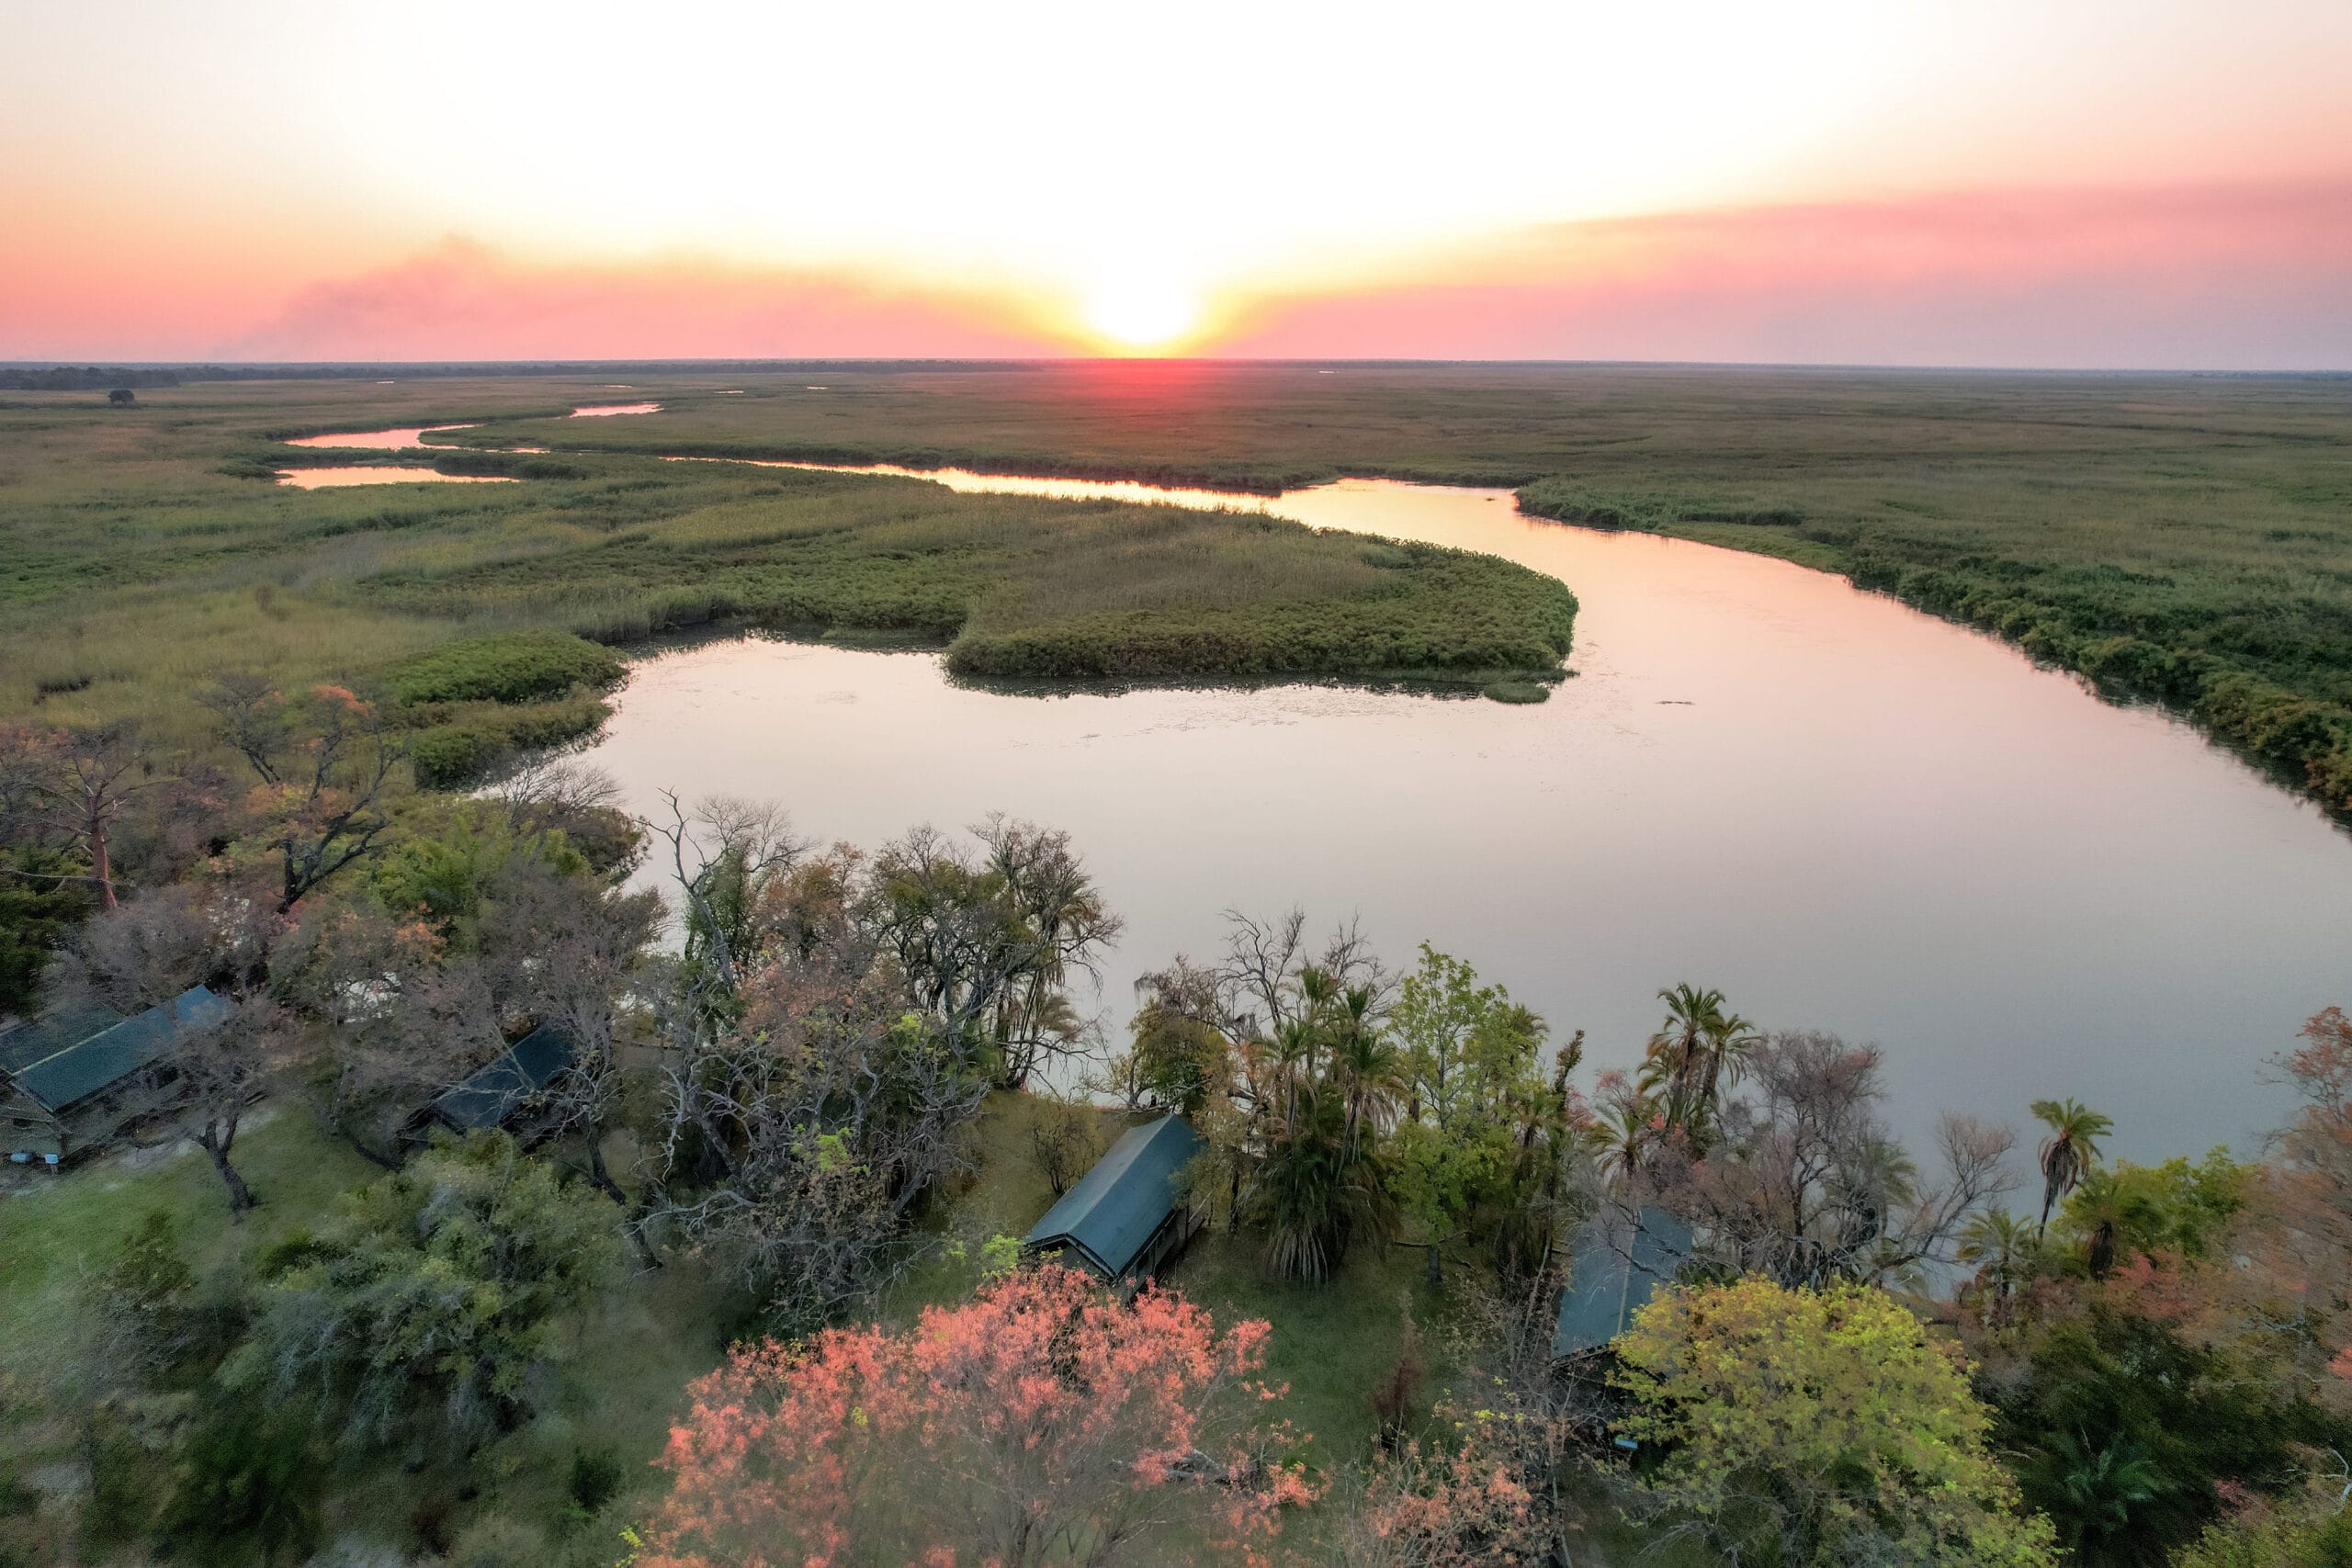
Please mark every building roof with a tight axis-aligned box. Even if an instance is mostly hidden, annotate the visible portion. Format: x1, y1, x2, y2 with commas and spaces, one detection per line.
434, 1022, 576, 1132
0, 1002, 124, 1075
9, 987, 227, 1114
1024, 1114, 1203, 1280
1554, 1204, 1693, 1358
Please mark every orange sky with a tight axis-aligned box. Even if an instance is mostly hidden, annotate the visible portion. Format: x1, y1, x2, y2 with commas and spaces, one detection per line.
5, 1, 2349, 367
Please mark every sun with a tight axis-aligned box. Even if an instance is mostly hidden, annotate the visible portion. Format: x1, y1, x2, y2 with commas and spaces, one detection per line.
1083, 276, 1199, 352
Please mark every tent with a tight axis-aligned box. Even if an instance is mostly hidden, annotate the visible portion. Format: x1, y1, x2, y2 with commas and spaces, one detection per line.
430, 1022, 576, 1135
1554, 1204, 1693, 1359
1023, 1114, 1204, 1285
3, 987, 227, 1162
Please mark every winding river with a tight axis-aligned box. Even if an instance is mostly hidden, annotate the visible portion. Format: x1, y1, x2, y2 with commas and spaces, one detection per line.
567, 470, 2352, 1163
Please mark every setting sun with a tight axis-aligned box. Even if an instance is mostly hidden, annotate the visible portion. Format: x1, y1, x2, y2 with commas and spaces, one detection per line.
1083, 276, 1199, 351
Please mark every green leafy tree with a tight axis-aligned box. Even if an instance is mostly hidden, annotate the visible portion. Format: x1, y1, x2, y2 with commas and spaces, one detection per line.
2055, 1148, 2246, 1269
1612, 1277, 2059, 1566
1385, 944, 1551, 1284
228, 1133, 619, 1446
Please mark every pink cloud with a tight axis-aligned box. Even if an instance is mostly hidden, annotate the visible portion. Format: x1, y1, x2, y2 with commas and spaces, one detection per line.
218, 239, 1064, 360
1216, 184, 2352, 369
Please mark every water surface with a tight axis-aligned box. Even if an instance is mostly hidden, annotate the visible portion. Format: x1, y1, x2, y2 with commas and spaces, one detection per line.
284, 423, 476, 449
580, 474, 2352, 1161
274, 468, 516, 489
571, 402, 661, 417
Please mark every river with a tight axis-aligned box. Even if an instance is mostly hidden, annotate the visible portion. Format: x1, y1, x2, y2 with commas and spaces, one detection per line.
569, 469, 2352, 1164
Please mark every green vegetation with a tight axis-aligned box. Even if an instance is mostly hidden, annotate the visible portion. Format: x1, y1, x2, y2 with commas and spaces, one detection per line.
392, 628, 624, 706
0, 376, 1579, 772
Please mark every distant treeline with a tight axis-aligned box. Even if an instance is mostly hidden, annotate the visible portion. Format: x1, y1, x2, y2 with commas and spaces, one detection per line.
0, 361, 1049, 388
0, 367, 185, 391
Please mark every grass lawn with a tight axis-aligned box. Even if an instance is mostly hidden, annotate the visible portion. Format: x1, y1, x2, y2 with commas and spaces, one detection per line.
0, 1108, 381, 1382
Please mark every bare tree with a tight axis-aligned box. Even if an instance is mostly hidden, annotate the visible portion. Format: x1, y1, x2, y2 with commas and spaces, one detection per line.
1663, 1030, 2015, 1289
200, 680, 401, 911
68, 878, 288, 1213
8, 723, 172, 910
482, 858, 662, 1204
646, 950, 989, 1326
269, 903, 500, 1168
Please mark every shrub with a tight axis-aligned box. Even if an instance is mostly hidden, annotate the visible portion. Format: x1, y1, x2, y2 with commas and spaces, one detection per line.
393, 629, 624, 706
154, 1404, 324, 1568
226, 1133, 621, 1446
567, 1447, 624, 1517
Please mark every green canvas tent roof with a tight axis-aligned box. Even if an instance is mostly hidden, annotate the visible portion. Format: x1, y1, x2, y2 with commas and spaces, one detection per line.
1023, 1114, 1203, 1281
1, 1003, 123, 1075
1554, 1204, 1692, 1359
10, 987, 225, 1114
433, 1023, 575, 1132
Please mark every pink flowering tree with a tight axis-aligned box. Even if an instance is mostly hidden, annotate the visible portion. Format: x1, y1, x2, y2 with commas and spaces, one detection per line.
642, 1263, 1317, 1568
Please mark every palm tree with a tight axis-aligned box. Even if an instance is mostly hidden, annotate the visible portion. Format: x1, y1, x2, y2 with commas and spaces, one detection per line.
2031, 1429, 2168, 1565
2030, 1098, 2114, 1233
1241, 1084, 1392, 1282
1957, 1209, 2038, 1326
1589, 1090, 1662, 1189
1644, 984, 1757, 1145
1327, 984, 1398, 1150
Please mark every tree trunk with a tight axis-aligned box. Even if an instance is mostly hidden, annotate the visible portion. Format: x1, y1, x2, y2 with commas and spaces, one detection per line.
1426, 1236, 1442, 1288
89, 817, 118, 910
202, 1121, 256, 1216
586, 1136, 628, 1206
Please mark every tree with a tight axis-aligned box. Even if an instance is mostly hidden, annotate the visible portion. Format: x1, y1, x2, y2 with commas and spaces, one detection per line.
107, 388, 134, 406
1030, 1091, 1105, 1197
228, 1133, 619, 1446
1666, 1031, 2015, 1289
1611, 1278, 2059, 1566
2032, 1097, 2113, 1232
69, 876, 288, 1213
1639, 983, 1755, 1149
640, 1264, 1313, 1568
1958, 1208, 2042, 1329
862, 818, 1119, 1087
1125, 956, 1235, 1116
202, 681, 401, 911
8, 721, 171, 910
1385, 944, 1557, 1285
476, 856, 662, 1204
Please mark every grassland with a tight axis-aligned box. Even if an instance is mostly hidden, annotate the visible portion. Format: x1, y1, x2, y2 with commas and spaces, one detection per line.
0, 377, 1577, 773
430, 361, 2352, 812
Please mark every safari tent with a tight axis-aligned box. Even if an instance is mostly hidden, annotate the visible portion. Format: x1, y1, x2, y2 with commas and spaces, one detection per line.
1554, 1203, 1693, 1359
1023, 1113, 1204, 1287
1, 987, 228, 1164
426, 1022, 577, 1139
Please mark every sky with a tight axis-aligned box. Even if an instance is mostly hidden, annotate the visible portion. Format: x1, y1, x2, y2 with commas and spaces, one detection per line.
4, 0, 2349, 367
